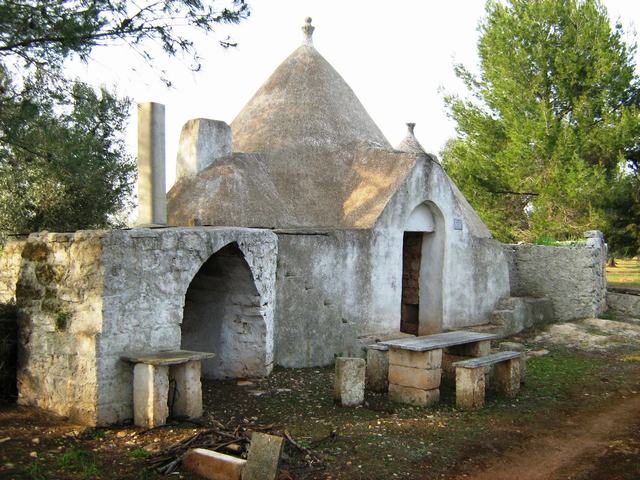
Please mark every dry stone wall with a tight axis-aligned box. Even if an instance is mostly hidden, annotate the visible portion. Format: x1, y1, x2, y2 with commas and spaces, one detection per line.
503, 231, 607, 321
606, 290, 640, 319
8, 231, 104, 423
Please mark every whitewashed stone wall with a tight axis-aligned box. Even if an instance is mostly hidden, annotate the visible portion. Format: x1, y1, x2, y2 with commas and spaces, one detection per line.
0, 227, 277, 426
503, 231, 607, 321
97, 227, 277, 425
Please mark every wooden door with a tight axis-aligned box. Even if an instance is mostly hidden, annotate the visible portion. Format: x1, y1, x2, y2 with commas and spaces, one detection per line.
401, 232, 422, 335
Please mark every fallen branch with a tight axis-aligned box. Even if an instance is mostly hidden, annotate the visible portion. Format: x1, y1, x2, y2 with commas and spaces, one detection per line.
284, 430, 324, 466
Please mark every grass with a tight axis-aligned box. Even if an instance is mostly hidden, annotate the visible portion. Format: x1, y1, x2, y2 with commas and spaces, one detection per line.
57, 447, 100, 479
128, 448, 151, 459
607, 258, 640, 289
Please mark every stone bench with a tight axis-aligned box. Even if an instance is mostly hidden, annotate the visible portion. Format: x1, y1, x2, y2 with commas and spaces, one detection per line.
379, 331, 498, 407
121, 350, 215, 427
452, 351, 523, 409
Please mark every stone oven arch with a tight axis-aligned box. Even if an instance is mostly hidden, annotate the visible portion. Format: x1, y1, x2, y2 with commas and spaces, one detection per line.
401, 201, 445, 335
180, 242, 266, 379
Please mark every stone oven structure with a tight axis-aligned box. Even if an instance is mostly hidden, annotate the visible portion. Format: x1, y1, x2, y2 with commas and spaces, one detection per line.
0, 228, 277, 424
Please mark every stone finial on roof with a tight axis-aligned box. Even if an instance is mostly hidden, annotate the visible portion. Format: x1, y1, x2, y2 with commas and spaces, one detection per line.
302, 17, 315, 46
397, 122, 425, 153
397, 123, 438, 162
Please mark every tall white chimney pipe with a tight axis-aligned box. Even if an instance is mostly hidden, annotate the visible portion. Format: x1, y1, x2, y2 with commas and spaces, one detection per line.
137, 102, 167, 225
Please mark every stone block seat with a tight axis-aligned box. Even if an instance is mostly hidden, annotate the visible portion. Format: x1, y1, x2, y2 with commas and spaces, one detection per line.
452, 351, 524, 409
121, 350, 215, 427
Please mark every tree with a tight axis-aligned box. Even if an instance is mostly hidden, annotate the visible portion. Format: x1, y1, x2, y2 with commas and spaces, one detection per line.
0, 1, 249, 233
442, 0, 640, 255
0, 72, 135, 232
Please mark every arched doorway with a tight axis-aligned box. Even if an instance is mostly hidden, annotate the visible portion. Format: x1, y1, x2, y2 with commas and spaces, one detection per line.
401, 202, 445, 335
181, 242, 266, 379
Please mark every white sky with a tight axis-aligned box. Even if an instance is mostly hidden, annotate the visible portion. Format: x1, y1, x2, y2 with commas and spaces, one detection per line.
71, 0, 639, 191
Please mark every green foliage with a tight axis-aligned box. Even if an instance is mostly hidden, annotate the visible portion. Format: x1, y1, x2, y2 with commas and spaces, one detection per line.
0, 1, 249, 234
57, 448, 100, 479
525, 350, 599, 400
129, 447, 151, 459
443, 0, 640, 254
54, 309, 71, 331
0, 71, 136, 232
0, 1, 249, 79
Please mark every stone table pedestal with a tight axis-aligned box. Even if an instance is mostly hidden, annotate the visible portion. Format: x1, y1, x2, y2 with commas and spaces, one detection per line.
122, 350, 215, 428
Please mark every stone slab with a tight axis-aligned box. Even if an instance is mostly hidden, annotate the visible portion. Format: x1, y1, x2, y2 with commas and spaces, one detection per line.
452, 351, 522, 369
388, 348, 442, 369
183, 448, 246, 480
388, 365, 441, 390
388, 384, 439, 407
242, 432, 284, 480
495, 358, 521, 397
380, 331, 498, 352
366, 343, 389, 351
170, 360, 203, 418
121, 350, 215, 366
499, 342, 525, 352
500, 342, 527, 382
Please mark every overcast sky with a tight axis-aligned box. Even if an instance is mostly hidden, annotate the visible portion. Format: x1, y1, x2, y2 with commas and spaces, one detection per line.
71, 0, 640, 191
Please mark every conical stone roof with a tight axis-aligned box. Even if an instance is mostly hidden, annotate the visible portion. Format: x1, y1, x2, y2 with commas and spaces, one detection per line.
231, 25, 390, 153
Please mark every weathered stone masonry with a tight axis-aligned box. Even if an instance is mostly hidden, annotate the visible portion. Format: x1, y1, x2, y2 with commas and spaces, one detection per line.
0, 227, 277, 425
503, 232, 607, 322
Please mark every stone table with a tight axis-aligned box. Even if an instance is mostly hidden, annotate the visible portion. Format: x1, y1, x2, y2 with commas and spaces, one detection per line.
121, 350, 215, 427
379, 331, 498, 407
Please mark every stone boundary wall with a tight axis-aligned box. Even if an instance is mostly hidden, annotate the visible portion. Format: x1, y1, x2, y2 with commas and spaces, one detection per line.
606, 290, 640, 318
503, 231, 607, 322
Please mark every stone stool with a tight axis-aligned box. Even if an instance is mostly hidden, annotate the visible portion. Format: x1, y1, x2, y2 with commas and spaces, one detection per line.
334, 357, 365, 406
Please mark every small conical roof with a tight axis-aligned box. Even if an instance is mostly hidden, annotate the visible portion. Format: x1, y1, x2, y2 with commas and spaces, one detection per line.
231, 19, 390, 153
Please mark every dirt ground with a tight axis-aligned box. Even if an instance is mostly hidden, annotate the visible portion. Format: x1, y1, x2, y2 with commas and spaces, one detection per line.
1, 316, 639, 480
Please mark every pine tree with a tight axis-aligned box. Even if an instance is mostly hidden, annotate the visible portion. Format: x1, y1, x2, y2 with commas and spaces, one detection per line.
443, 0, 640, 254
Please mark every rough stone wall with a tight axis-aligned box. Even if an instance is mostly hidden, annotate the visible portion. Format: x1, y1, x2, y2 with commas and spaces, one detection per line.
503, 232, 607, 321
97, 227, 277, 425
607, 291, 640, 319
11, 231, 105, 424
0, 240, 26, 303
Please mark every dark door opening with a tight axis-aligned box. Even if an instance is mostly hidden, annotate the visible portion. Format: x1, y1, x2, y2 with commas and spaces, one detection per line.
401, 232, 423, 335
